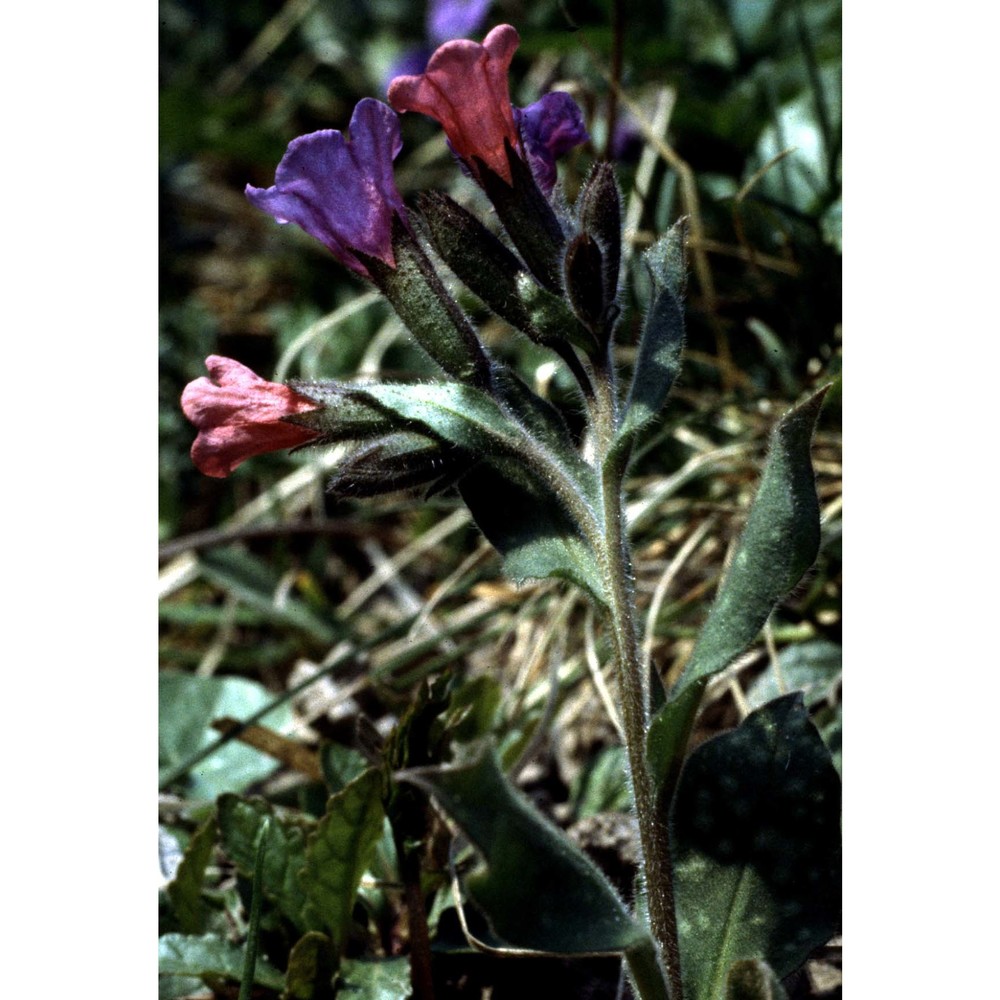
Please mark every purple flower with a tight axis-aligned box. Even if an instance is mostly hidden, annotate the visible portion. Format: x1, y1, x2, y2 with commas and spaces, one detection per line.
245, 98, 407, 279
427, 0, 492, 45
514, 92, 590, 196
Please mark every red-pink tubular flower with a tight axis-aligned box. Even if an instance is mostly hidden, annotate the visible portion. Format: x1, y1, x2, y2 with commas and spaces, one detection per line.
181, 356, 322, 478
388, 23, 521, 184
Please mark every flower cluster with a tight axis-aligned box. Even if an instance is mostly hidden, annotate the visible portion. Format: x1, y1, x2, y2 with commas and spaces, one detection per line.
183, 24, 595, 478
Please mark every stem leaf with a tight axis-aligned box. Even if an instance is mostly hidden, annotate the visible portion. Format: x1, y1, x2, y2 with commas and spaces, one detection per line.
647, 386, 829, 799
672, 695, 841, 1000
402, 748, 648, 956
459, 460, 606, 605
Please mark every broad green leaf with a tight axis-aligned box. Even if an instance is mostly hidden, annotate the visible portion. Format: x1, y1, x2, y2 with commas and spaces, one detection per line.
158, 673, 295, 798
302, 768, 386, 954
339, 956, 412, 999
158, 933, 284, 991
459, 460, 606, 605
745, 639, 841, 711
672, 695, 841, 1000
284, 932, 335, 1000
320, 743, 370, 794
647, 387, 828, 798
725, 958, 788, 1000
350, 381, 523, 457
216, 794, 315, 931
198, 547, 338, 645
166, 817, 215, 933
402, 749, 647, 956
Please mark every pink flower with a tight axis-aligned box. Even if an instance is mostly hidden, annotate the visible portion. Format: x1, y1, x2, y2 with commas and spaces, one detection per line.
388, 24, 521, 184
181, 356, 322, 478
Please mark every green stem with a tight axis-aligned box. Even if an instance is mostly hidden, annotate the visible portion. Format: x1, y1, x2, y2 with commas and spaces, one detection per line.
238, 818, 270, 1000
592, 348, 684, 1000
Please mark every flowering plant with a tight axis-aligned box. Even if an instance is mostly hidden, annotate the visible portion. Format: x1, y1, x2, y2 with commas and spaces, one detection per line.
171, 21, 840, 1000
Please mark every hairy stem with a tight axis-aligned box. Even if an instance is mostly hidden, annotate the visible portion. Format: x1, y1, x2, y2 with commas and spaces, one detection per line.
592, 348, 684, 999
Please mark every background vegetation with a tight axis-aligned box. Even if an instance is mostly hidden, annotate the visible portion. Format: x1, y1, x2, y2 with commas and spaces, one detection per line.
159, 1, 841, 996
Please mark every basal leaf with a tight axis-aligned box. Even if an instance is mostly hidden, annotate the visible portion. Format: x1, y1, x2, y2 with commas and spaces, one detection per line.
401, 749, 647, 956
284, 931, 335, 1000
158, 933, 284, 991
166, 817, 216, 934
672, 695, 841, 1000
216, 794, 315, 931
158, 672, 295, 799
647, 387, 829, 799
302, 768, 386, 955
338, 956, 412, 999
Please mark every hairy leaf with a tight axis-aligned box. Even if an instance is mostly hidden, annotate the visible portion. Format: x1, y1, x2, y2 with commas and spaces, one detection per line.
459, 460, 606, 605
672, 695, 841, 1000
725, 959, 788, 1000
647, 387, 829, 798
402, 749, 647, 956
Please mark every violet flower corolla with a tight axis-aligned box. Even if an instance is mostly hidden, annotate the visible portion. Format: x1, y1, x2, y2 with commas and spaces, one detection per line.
181, 356, 323, 478
245, 98, 407, 279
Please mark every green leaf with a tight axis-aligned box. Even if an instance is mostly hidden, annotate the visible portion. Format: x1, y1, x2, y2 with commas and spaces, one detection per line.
166, 818, 216, 933
338, 956, 412, 999
745, 639, 841, 711
516, 271, 598, 353
216, 794, 315, 931
459, 460, 606, 605
672, 695, 841, 1000
725, 958, 788, 1000
615, 227, 687, 460
647, 387, 829, 799
402, 749, 647, 955
320, 743, 370, 794
284, 932, 335, 1000
350, 381, 523, 457
158, 933, 284, 991
302, 769, 386, 955
158, 673, 295, 798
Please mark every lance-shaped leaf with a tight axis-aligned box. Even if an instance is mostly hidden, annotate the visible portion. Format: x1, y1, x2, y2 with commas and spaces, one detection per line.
400, 748, 647, 956
672, 695, 841, 1000
614, 227, 689, 464
302, 768, 386, 955
459, 459, 606, 605
217, 794, 316, 931
647, 386, 829, 800
348, 380, 594, 496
